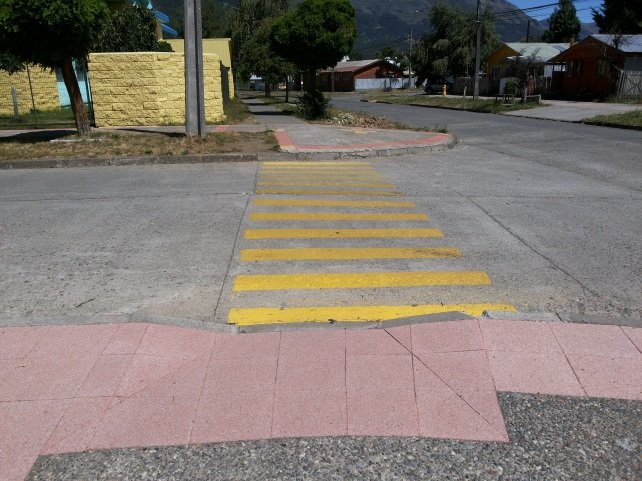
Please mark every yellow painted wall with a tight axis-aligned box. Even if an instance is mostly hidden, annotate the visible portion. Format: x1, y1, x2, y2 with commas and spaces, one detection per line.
486, 45, 519, 77
0, 66, 60, 115
88, 52, 224, 127
167, 38, 235, 99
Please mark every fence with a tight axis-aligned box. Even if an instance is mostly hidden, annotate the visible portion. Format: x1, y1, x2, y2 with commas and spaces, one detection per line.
0, 64, 90, 129
616, 70, 642, 100
355, 78, 410, 90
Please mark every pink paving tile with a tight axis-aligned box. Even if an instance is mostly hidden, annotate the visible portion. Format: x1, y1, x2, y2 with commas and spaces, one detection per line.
0, 326, 50, 360
90, 393, 199, 450
347, 328, 409, 356
279, 330, 345, 359
103, 323, 148, 355
568, 354, 642, 401
43, 397, 113, 455
191, 390, 274, 443
549, 323, 640, 359
0, 399, 68, 459
621, 327, 642, 354
77, 354, 133, 397
385, 325, 412, 350
347, 389, 418, 436
136, 324, 215, 360
277, 355, 345, 391
479, 320, 561, 353
488, 351, 585, 397
416, 388, 507, 442
203, 357, 277, 395
28, 324, 117, 360
213, 332, 280, 360
413, 357, 505, 431
347, 354, 414, 392
411, 320, 483, 353
0, 454, 39, 481
273, 389, 347, 438
0, 359, 14, 384
413, 350, 496, 393
115, 355, 208, 399
0, 356, 96, 401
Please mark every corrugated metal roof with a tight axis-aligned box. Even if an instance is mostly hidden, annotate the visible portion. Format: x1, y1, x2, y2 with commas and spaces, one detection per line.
505, 42, 570, 62
321, 60, 381, 73
592, 34, 642, 53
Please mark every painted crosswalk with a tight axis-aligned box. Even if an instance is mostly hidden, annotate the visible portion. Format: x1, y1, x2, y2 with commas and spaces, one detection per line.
226, 161, 515, 326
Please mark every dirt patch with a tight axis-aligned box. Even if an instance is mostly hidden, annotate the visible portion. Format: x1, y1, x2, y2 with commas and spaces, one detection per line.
0, 131, 278, 161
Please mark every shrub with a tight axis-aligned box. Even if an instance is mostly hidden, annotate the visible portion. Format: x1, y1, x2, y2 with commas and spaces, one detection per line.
296, 89, 330, 119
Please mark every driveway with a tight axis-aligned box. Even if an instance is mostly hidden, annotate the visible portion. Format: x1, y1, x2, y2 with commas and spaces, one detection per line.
502, 99, 642, 122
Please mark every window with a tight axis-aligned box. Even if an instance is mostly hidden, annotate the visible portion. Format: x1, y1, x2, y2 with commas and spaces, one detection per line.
568, 60, 581, 78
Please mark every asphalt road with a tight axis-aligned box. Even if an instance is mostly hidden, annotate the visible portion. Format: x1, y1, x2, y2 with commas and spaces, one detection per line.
1, 103, 640, 328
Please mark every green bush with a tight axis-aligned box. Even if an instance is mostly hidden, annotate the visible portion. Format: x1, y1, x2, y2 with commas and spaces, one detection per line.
296, 89, 330, 119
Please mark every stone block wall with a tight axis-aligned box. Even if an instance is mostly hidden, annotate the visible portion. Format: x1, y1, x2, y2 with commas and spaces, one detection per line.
0, 67, 60, 115
88, 52, 224, 127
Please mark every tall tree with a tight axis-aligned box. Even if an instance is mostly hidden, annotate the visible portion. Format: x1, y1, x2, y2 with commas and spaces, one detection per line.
270, 0, 357, 90
95, 4, 170, 52
414, 1, 497, 85
543, 0, 581, 43
592, 0, 642, 34
0, 0, 108, 136
231, 0, 290, 81
242, 17, 296, 97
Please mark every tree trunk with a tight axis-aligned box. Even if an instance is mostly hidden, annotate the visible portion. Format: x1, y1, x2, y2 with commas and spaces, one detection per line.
264, 81, 271, 97
60, 56, 91, 137
285, 76, 290, 103
304, 68, 317, 91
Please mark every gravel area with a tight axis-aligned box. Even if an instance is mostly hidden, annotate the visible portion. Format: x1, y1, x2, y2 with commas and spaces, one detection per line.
29, 393, 641, 481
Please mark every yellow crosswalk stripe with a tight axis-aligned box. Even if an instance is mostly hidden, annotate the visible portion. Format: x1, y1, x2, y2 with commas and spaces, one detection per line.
261, 167, 379, 173
244, 228, 444, 239
229, 303, 517, 325
259, 174, 386, 180
257, 181, 395, 188
253, 199, 416, 208
249, 212, 428, 222
240, 247, 462, 261
233, 271, 491, 291
262, 161, 371, 166
256, 188, 400, 196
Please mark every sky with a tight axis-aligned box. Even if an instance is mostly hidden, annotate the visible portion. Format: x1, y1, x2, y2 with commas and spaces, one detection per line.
507, 0, 603, 24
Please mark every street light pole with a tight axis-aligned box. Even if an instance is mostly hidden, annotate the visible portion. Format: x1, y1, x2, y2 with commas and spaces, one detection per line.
473, 0, 481, 100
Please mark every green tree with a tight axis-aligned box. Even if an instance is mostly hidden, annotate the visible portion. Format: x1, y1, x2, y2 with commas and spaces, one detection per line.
0, 0, 108, 136
95, 4, 171, 52
592, 0, 642, 34
270, 0, 357, 90
0, 51, 24, 74
543, 0, 581, 42
242, 18, 296, 97
231, 0, 290, 81
414, 1, 497, 85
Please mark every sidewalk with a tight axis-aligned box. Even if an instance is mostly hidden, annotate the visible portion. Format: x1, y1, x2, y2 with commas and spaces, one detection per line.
0, 98, 455, 167
501, 99, 642, 122
2, 319, 641, 480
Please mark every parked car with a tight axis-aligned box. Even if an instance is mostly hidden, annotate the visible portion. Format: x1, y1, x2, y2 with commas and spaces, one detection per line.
424, 79, 453, 95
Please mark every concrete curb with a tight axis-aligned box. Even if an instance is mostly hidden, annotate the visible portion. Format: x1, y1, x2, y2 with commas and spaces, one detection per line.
0, 153, 259, 170
1, 135, 456, 169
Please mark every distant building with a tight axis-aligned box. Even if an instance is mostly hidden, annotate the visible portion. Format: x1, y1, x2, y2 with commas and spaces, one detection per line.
547, 34, 642, 98
486, 42, 569, 80
319, 60, 406, 92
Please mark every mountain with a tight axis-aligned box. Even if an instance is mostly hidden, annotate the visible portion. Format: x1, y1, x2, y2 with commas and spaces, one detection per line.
153, 1, 594, 55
